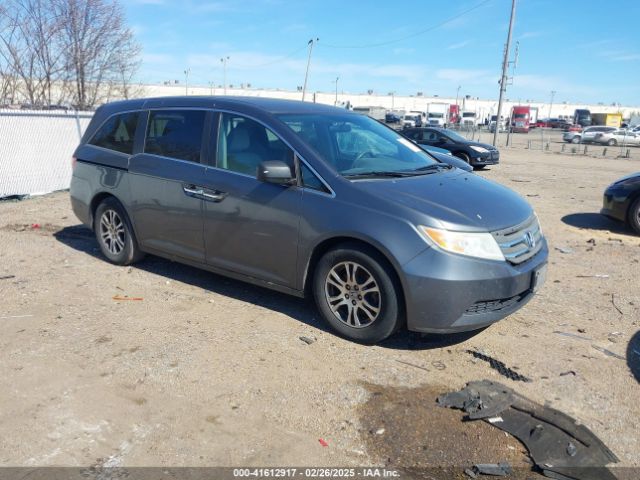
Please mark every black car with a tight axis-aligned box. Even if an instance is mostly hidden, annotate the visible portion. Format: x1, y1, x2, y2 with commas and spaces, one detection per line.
403, 127, 499, 169
601, 172, 640, 234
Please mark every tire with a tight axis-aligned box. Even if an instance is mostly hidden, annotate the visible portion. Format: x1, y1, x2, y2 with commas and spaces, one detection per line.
313, 243, 402, 344
454, 151, 472, 164
628, 197, 640, 235
94, 197, 144, 265
607, 138, 617, 146
571, 136, 580, 144
473, 165, 487, 170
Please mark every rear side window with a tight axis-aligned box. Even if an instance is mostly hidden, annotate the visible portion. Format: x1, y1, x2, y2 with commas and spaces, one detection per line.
145, 110, 205, 162
89, 111, 139, 155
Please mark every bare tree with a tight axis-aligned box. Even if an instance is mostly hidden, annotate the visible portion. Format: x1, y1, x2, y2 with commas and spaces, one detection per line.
0, 0, 141, 109
53, 0, 141, 109
0, 0, 66, 106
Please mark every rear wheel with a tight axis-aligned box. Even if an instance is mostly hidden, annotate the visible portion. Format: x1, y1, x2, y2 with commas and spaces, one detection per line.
628, 197, 640, 234
313, 244, 402, 344
94, 197, 144, 265
571, 136, 580, 144
607, 138, 617, 146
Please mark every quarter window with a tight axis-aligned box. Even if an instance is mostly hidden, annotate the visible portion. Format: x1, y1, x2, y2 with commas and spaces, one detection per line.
144, 110, 205, 162
89, 111, 139, 155
300, 163, 329, 193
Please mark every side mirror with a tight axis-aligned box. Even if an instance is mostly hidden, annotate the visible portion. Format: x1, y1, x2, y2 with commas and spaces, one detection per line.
257, 160, 295, 185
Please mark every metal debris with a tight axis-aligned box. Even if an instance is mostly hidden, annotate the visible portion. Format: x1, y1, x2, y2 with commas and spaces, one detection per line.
473, 463, 512, 476
554, 331, 593, 341
299, 336, 316, 345
592, 345, 625, 361
466, 350, 532, 382
555, 246, 574, 254
438, 380, 619, 480
611, 293, 623, 315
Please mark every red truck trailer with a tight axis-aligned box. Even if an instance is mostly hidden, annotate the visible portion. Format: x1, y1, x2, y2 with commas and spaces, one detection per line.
511, 106, 531, 133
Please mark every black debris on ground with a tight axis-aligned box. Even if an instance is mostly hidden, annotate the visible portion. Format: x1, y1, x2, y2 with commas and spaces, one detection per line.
466, 350, 532, 382
438, 380, 619, 480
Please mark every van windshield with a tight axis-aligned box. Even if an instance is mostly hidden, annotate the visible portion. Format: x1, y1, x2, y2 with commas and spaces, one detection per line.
277, 113, 440, 177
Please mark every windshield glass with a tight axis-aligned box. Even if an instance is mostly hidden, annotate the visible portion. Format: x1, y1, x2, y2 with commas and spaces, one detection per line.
514, 113, 527, 118
440, 129, 468, 142
277, 113, 439, 176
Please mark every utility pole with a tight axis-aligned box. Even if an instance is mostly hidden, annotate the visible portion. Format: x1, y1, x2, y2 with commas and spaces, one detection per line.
492, 0, 517, 146
548, 90, 556, 119
302, 38, 318, 101
220, 56, 230, 95
333, 76, 339, 105
455, 85, 461, 106
184, 68, 190, 95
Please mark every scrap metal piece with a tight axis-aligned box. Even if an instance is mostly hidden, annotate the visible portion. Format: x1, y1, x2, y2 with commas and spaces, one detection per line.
438, 380, 619, 480
473, 463, 513, 476
466, 350, 532, 382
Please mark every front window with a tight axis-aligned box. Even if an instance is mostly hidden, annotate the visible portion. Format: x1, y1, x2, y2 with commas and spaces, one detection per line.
514, 113, 527, 119
277, 113, 439, 177
440, 129, 468, 142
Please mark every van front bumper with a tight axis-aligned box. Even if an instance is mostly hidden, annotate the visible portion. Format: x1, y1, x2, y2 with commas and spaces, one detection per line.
400, 241, 548, 333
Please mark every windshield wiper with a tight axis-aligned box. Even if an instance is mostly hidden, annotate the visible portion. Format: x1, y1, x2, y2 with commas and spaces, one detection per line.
413, 163, 453, 171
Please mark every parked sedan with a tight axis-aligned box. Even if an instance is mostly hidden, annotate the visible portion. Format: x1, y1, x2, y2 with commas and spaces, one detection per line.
593, 129, 640, 147
580, 126, 617, 144
602, 172, 640, 234
418, 144, 474, 172
403, 127, 499, 169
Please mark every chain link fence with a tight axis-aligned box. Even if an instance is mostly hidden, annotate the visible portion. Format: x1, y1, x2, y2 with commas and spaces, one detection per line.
0, 109, 93, 198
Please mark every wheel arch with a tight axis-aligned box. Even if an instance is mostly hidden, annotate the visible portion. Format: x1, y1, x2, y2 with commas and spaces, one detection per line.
302, 236, 407, 318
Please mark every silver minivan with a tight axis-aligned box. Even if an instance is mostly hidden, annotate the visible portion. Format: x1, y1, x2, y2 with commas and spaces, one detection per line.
70, 96, 548, 343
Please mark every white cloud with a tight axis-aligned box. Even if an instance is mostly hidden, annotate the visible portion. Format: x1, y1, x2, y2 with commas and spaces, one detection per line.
447, 40, 471, 50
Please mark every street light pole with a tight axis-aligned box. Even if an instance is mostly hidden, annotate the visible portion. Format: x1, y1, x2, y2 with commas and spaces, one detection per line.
333, 76, 339, 105
220, 56, 229, 95
548, 90, 556, 119
184, 68, 190, 95
302, 38, 318, 102
455, 85, 461, 106
492, 0, 517, 147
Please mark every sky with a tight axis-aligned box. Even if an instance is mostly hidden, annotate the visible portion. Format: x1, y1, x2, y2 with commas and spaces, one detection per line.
124, 0, 640, 106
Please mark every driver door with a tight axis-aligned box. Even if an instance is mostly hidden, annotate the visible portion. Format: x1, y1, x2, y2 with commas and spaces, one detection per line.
201, 113, 302, 288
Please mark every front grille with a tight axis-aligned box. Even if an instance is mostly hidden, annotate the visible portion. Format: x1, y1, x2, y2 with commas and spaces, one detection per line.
465, 293, 525, 315
492, 215, 543, 265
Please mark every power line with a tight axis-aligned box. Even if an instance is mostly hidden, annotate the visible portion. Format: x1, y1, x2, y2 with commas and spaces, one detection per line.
320, 0, 492, 49
231, 44, 309, 69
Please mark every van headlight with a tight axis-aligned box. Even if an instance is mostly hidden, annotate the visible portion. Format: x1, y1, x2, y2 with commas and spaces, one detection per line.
418, 226, 505, 261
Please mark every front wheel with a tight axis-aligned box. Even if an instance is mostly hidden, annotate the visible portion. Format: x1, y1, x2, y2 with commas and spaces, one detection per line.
607, 138, 617, 146
454, 151, 472, 165
313, 244, 402, 344
571, 136, 580, 144
94, 197, 144, 265
628, 197, 640, 235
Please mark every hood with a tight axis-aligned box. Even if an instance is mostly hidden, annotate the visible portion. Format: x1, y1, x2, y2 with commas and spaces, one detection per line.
610, 172, 640, 186
353, 169, 532, 232
462, 140, 497, 150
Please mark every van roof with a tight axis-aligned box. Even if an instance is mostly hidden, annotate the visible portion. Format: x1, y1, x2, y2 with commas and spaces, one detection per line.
97, 96, 347, 116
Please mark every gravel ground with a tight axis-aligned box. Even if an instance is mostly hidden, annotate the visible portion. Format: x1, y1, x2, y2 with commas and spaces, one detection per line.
0, 146, 638, 475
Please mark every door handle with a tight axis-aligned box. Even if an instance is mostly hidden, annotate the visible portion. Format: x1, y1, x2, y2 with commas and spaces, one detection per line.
183, 184, 203, 197
201, 189, 228, 202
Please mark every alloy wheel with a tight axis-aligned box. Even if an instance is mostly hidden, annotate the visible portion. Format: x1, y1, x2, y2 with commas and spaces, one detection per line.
99, 209, 126, 255
324, 261, 381, 328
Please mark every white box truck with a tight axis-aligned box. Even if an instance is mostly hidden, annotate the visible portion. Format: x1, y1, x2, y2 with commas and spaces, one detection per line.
427, 103, 449, 127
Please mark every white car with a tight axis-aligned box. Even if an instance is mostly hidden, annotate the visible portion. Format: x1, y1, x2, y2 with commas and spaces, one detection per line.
580, 126, 617, 144
593, 129, 640, 147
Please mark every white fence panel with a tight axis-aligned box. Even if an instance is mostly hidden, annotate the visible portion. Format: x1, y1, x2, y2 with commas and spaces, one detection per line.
0, 110, 93, 198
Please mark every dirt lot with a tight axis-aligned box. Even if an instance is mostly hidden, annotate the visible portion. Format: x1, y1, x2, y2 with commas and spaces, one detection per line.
0, 145, 639, 476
